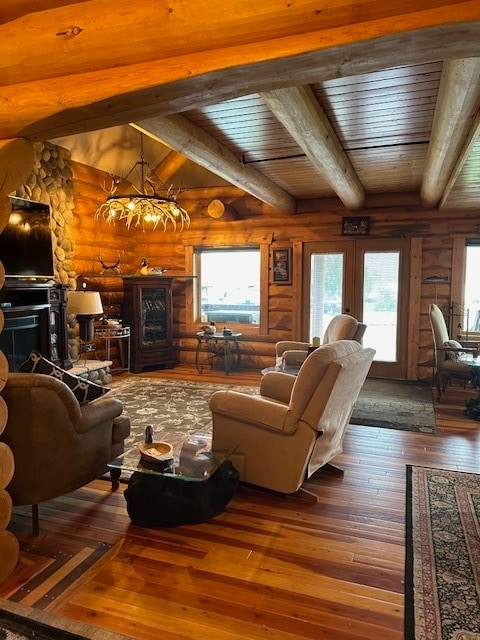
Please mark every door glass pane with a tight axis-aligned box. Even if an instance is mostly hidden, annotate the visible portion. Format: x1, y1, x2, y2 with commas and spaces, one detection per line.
363, 251, 399, 362
310, 253, 343, 342
464, 244, 480, 333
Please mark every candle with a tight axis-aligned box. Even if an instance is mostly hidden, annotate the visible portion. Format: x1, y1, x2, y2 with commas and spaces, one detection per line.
312, 336, 321, 347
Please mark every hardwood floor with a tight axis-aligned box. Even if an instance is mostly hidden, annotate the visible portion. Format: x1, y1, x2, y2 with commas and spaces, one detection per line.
2, 367, 480, 640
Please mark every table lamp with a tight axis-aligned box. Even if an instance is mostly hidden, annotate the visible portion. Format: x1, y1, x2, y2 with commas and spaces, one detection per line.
67, 290, 104, 342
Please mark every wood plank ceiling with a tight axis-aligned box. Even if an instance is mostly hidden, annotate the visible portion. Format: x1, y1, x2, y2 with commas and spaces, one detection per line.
134, 59, 480, 213
185, 63, 441, 200
2, 1, 480, 215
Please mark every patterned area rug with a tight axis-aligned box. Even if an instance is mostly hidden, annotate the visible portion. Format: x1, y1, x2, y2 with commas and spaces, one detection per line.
350, 378, 436, 433
405, 466, 480, 640
109, 377, 259, 449
110, 376, 435, 446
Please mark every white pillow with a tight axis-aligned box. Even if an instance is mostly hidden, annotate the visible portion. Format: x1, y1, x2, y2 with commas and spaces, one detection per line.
443, 339, 464, 361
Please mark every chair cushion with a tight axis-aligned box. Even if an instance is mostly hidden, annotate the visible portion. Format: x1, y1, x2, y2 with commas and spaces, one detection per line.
18, 350, 110, 405
443, 339, 464, 361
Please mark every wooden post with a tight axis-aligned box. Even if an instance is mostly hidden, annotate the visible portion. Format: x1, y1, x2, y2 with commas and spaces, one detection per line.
0, 137, 34, 581
207, 199, 238, 221
0, 443, 18, 581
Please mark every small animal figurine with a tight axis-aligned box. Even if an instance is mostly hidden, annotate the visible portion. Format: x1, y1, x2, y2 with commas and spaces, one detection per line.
140, 258, 149, 275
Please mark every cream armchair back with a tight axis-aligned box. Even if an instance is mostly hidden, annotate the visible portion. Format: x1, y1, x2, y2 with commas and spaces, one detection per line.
210, 340, 375, 494
0, 372, 131, 534
276, 313, 366, 367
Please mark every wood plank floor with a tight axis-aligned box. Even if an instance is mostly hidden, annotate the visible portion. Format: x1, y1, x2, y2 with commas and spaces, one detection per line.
2, 367, 480, 640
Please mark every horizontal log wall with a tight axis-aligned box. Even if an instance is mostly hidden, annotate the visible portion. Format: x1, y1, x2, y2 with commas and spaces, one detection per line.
71, 158, 480, 380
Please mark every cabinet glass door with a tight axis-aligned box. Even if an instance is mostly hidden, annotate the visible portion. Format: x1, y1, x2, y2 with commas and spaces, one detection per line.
141, 287, 167, 345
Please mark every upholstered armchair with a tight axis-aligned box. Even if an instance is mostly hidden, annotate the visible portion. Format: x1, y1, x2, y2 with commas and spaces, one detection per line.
275, 313, 367, 368
210, 340, 375, 495
0, 372, 131, 534
429, 303, 479, 400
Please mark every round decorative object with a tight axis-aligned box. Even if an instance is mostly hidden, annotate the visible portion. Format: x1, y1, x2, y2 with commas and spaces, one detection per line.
138, 442, 174, 465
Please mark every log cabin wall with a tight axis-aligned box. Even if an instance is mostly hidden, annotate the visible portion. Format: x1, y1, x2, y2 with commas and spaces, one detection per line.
69, 154, 479, 381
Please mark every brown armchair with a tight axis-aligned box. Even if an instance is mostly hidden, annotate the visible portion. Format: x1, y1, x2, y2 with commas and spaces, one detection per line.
0, 372, 131, 534
210, 340, 375, 495
275, 313, 367, 368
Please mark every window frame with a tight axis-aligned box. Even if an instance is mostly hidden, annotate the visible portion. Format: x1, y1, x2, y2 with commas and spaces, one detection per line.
184, 244, 269, 336
451, 236, 480, 339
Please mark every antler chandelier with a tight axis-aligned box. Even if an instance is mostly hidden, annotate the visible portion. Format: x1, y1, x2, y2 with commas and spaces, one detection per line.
94, 134, 190, 232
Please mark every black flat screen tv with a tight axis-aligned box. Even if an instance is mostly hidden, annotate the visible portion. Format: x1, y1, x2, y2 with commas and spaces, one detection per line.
0, 197, 55, 280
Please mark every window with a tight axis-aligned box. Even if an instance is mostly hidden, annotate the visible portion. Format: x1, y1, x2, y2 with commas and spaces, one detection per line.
464, 240, 480, 333
194, 248, 261, 326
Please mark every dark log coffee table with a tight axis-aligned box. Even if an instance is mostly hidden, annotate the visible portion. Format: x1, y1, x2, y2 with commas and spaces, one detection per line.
107, 435, 239, 527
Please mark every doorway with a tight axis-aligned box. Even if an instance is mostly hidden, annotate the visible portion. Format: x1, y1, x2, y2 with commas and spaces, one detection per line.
303, 238, 410, 379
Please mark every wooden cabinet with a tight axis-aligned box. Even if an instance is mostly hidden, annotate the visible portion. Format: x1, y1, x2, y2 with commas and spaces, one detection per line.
122, 276, 177, 373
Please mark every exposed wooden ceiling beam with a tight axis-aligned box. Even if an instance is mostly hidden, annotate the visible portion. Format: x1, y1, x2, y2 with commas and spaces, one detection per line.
3, 1, 479, 88
439, 109, 480, 209
132, 117, 297, 215
421, 58, 480, 208
261, 86, 365, 210
149, 150, 187, 186
0, 1, 90, 25
1, 3, 480, 141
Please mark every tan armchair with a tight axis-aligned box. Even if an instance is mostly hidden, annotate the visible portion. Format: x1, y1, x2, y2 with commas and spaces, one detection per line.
0, 373, 131, 534
210, 340, 375, 495
429, 303, 479, 401
275, 313, 366, 367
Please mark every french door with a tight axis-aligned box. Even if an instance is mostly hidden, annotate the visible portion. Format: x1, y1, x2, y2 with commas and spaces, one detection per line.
302, 238, 410, 379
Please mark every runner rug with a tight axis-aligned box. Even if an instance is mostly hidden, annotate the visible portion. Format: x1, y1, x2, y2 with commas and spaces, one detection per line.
405, 466, 480, 640
110, 376, 435, 445
350, 378, 435, 433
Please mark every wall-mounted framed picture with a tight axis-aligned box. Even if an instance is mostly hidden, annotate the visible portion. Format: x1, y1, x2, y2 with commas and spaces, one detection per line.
272, 247, 292, 285
341, 216, 371, 236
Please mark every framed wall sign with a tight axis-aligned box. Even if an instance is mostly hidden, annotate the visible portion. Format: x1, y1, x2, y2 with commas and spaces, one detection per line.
272, 247, 292, 284
341, 216, 370, 236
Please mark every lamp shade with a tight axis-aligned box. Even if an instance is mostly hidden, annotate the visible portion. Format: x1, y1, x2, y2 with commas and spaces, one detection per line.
67, 291, 103, 316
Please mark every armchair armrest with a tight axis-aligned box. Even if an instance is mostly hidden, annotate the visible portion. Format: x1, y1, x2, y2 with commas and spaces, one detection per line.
260, 371, 295, 404
276, 341, 310, 358
282, 350, 309, 366
210, 390, 293, 433
77, 396, 124, 435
